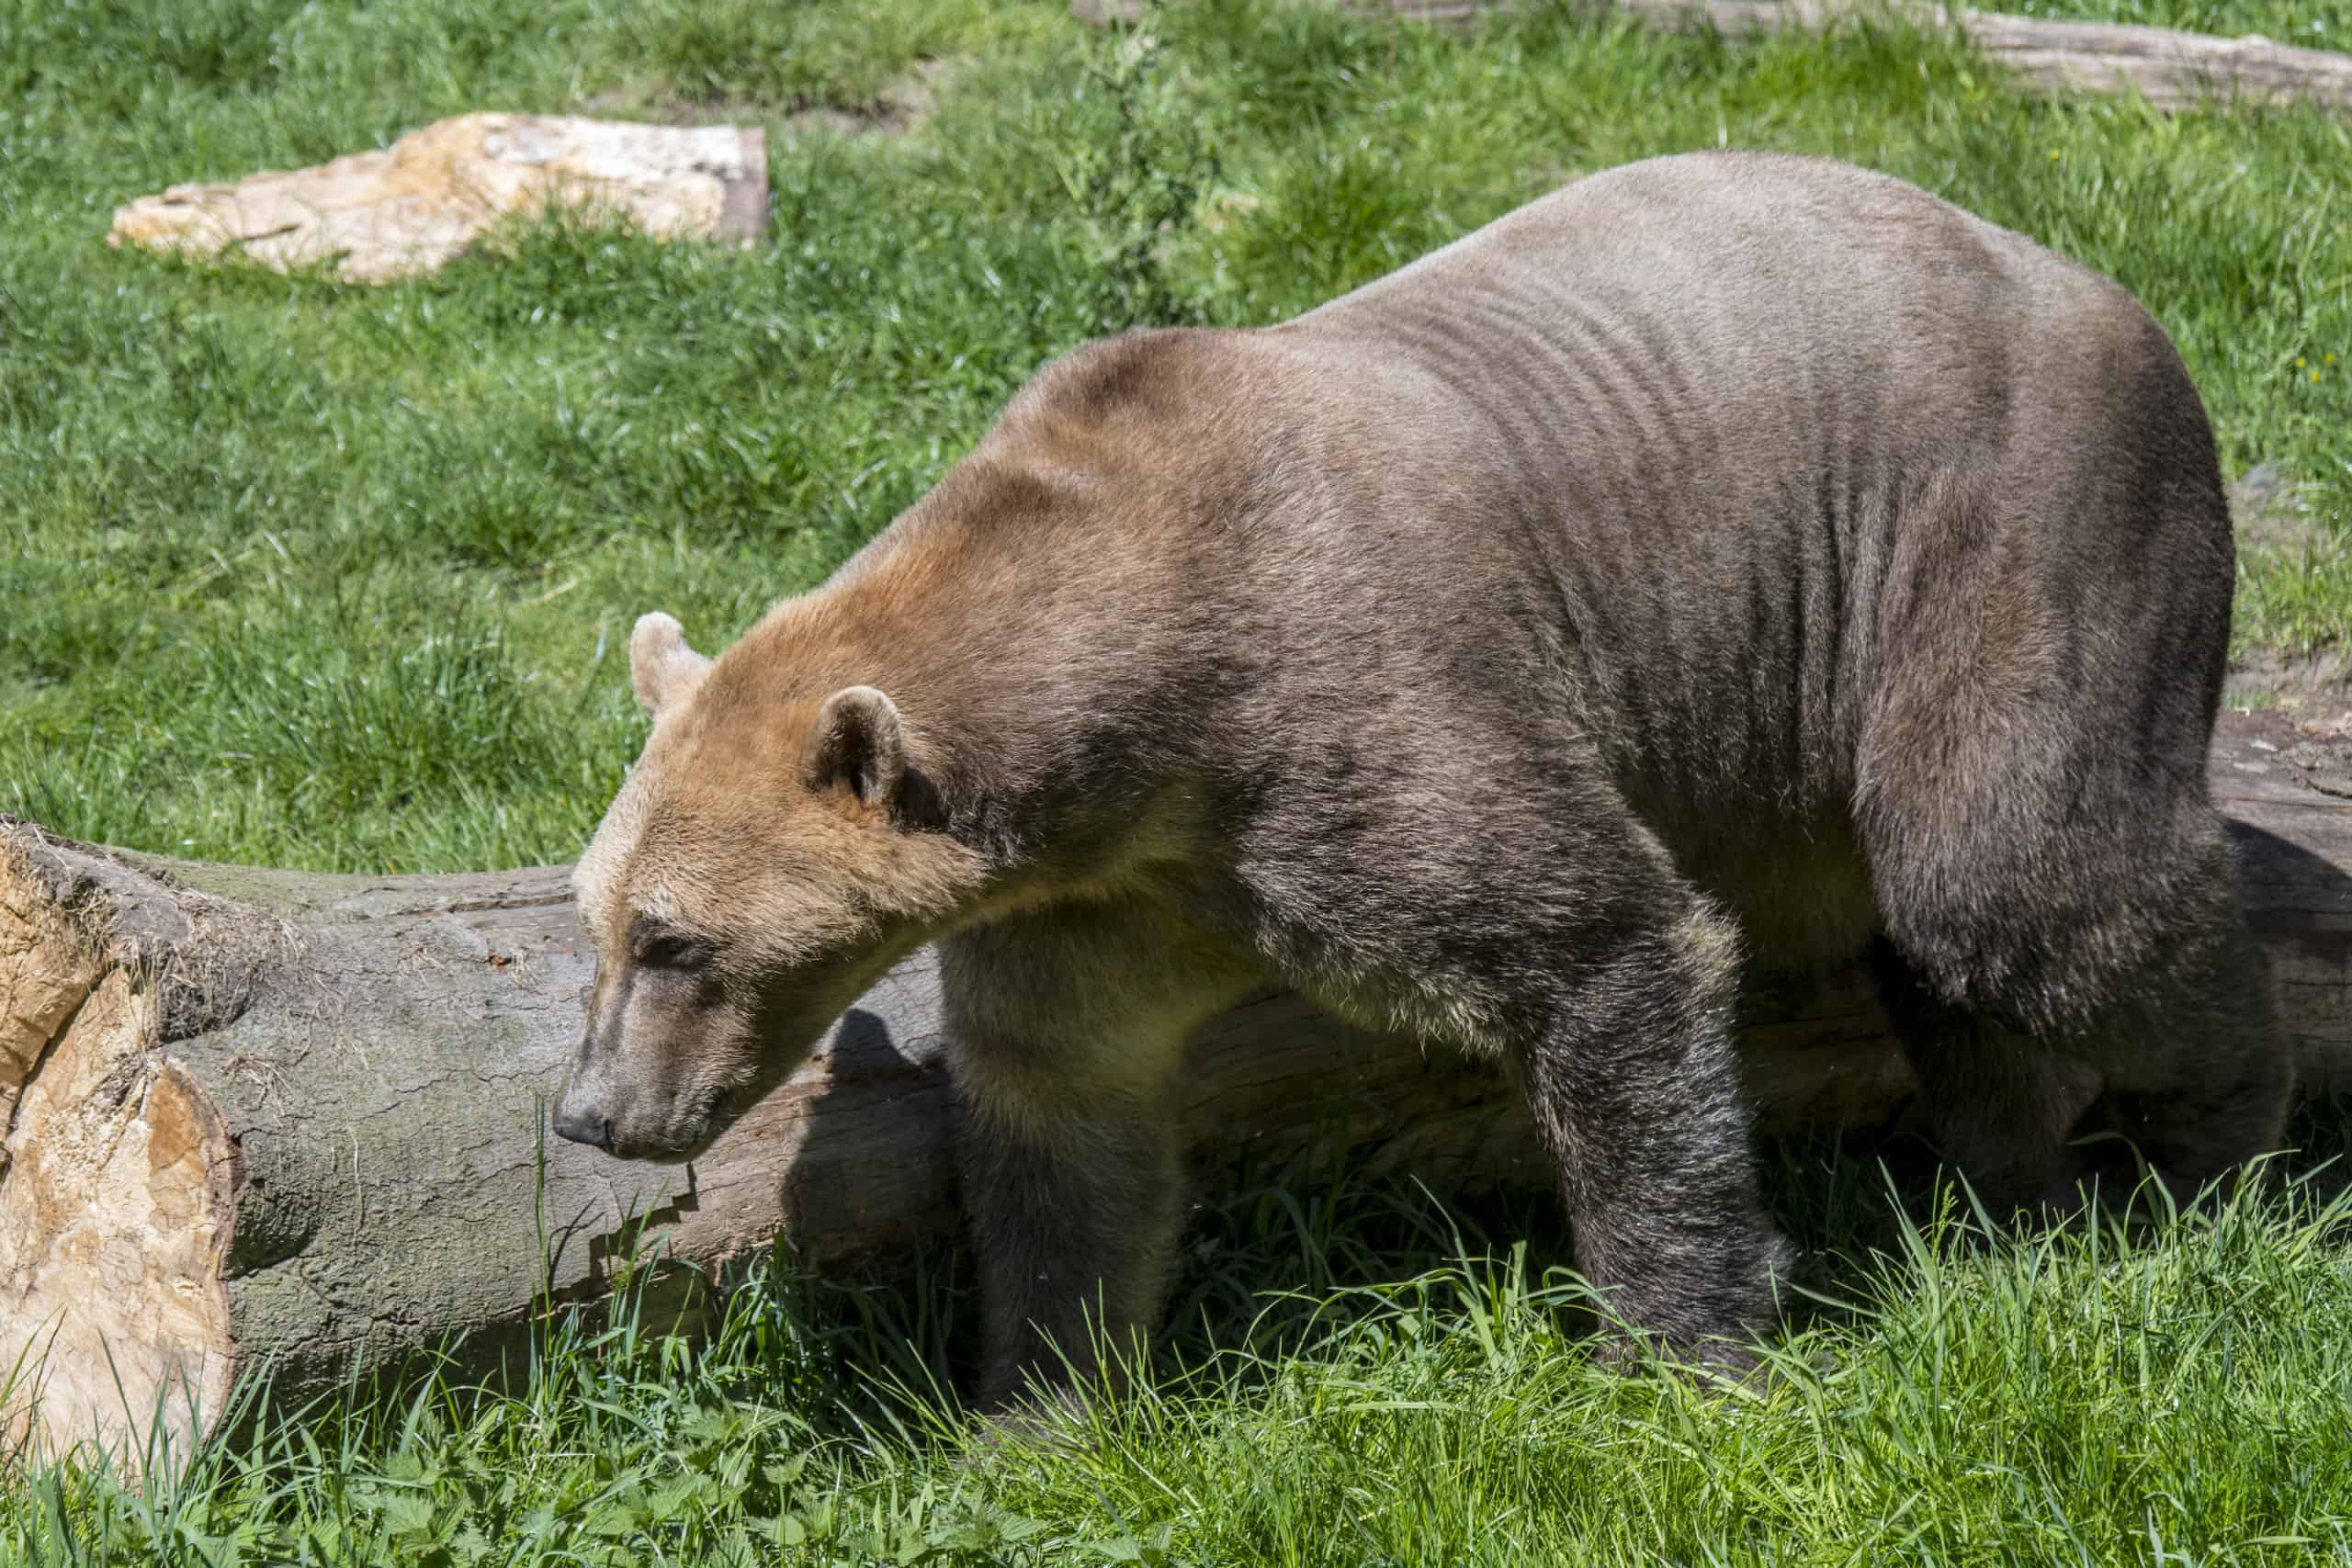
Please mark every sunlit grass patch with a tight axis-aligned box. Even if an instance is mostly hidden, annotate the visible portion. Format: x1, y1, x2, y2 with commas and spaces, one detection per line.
9, 1157, 2352, 1563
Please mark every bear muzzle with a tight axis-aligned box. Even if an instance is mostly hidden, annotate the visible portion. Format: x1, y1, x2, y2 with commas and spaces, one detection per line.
549, 1097, 616, 1153
552, 1061, 735, 1163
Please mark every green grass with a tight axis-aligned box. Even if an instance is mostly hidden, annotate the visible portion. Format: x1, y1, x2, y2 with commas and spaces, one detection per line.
7, 0, 2352, 1559
16, 1146, 2352, 1565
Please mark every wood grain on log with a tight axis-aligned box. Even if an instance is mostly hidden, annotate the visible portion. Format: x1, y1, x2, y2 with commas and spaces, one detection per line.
4, 708, 2348, 1462
1072, 0, 2352, 116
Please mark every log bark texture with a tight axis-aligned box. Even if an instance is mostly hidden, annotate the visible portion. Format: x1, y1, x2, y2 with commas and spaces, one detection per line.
5, 708, 2351, 1461
1070, 0, 2352, 116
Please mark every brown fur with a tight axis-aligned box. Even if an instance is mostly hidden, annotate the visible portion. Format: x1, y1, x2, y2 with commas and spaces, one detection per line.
557, 152, 2288, 1404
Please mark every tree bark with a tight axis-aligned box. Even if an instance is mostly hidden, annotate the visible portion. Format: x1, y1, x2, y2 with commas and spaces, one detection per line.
4, 707, 2348, 1462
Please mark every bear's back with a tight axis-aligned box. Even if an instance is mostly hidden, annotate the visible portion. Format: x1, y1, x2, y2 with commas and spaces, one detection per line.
1218, 152, 2229, 961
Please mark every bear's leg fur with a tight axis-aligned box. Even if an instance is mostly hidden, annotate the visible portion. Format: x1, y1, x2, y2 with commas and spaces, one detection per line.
1861, 680, 2293, 1215
2087, 915, 2293, 1206
1244, 790, 1794, 1362
1871, 900, 2291, 1217
1506, 902, 1796, 1359
940, 903, 1261, 1411
1865, 939, 2106, 1214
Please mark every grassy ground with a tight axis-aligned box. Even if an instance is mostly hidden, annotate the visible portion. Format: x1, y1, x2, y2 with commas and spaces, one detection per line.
6, 0, 2352, 1560
15, 1149, 2352, 1565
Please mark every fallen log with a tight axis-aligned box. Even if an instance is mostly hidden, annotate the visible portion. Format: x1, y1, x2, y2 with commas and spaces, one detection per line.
4, 707, 2349, 1461
1605, 0, 2352, 113
1070, 0, 2352, 118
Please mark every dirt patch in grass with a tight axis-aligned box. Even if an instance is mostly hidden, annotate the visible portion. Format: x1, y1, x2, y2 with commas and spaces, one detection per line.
2231, 460, 2326, 557
2230, 649, 2352, 708
2223, 640, 2352, 807
2223, 459, 2352, 753
585, 58, 957, 138
786, 58, 956, 136
2215, 693, 2352, 802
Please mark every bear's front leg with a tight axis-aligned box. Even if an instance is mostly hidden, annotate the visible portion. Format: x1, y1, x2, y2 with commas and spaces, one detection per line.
939, 904, 1261, 1413
1246, 792, 1793, 1366
1512, 901, 1794, 1363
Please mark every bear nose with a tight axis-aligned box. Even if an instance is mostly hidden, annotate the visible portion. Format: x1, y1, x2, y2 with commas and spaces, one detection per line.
552, 1101, 614, 1152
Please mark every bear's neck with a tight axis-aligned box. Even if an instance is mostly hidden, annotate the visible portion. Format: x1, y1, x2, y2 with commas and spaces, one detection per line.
778, 457, 1239, 881
733, 328, 1281, 884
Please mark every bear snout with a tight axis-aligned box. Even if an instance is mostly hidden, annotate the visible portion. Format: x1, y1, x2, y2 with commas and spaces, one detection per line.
550, 1096, 616, 1153
553, 1063, 725, 1162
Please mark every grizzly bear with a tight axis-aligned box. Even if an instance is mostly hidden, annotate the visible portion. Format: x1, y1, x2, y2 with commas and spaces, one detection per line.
555, 151, 2290, 1404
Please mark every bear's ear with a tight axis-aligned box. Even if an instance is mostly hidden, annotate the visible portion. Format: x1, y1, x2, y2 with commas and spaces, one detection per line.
802, 686, 907, 812
630, 612, 710, 717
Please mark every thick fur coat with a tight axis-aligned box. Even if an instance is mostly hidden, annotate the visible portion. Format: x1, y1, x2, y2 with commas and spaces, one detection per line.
559, 152, 2288, 1402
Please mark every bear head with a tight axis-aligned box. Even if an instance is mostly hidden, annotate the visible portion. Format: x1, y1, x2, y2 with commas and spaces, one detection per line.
553, 610, 987, 1160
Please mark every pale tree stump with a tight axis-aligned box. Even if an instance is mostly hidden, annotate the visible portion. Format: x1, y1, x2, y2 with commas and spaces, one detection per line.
107, 115, 770, 285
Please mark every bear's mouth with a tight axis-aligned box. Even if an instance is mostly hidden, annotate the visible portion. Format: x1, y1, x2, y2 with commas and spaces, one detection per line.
621, 1010, 841, 1166
633, 1077, 765, 1166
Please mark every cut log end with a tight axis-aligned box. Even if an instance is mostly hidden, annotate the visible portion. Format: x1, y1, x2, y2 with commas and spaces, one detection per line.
0, 844, 236, 1465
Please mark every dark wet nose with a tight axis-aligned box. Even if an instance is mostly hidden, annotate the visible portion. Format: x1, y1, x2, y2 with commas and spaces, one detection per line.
552, 1100, 614, 1151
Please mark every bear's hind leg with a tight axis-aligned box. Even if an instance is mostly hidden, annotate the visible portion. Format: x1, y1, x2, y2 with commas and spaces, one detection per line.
2094, 921, 2291, 1208
1861, 678, 2290, 1215
1865, 939, 2106, 1217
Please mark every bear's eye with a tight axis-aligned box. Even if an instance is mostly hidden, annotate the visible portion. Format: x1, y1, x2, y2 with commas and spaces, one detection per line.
632, 930, 709, 970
